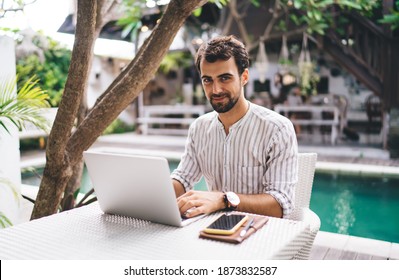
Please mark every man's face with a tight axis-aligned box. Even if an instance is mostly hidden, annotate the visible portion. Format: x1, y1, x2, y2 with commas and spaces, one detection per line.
200, 58, 248, 113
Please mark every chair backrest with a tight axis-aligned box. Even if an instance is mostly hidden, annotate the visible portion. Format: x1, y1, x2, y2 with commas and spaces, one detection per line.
288, 153, 317, 220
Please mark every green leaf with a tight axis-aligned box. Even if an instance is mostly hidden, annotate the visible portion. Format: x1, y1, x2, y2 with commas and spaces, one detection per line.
319, 0, 334, 5
0, 121, 11, 134
121, 22, 137, 39
314, 11, 322, 21
337, 0, 361, 10
379, 12, 399, 27
294, 0, 302, 9
130, 22, 142, 42
117, 17, 135, 26
277, 20, 287, 32
250, 0, 260, 8
0, 213, 13, 228
193, 7, 202, 17
0, 177, 21, 205
290, 14, 301, 25
210, 0, 229, 9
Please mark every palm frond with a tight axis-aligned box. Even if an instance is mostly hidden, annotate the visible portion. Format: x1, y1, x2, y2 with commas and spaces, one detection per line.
0, 177, 19, 228
0, 75, 51, 134
0, 177, 21, 205
0, 212, 13, 228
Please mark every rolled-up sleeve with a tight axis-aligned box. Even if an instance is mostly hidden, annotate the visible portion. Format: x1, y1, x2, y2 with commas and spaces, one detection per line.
263, 122, 298, 218
171, 123, 202, 192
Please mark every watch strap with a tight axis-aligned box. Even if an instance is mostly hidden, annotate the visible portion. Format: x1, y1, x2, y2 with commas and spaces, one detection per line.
223, 192, 238, 210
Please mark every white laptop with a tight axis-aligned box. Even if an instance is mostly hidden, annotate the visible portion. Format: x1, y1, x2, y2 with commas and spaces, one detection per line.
83, 150, 203, 227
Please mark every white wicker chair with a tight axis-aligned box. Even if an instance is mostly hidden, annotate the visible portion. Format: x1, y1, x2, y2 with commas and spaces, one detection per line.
288, 152, 320, 260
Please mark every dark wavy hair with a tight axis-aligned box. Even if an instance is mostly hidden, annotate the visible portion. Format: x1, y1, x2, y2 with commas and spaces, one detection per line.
195, 35, 249, 75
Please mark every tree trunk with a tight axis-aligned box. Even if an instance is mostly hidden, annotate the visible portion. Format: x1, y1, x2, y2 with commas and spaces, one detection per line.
31, 0, 207, 220
31, 0, 98, 219
61, 0, 115, 211
61, 160, 84, 211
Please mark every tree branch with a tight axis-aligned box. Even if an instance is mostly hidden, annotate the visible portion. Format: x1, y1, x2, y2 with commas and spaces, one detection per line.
45, 0, 98, 167
228, 0, 252, 49
66, 0, 208, 163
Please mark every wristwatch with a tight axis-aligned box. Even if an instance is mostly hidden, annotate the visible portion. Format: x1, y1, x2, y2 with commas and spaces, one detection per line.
223, 191, 240, 210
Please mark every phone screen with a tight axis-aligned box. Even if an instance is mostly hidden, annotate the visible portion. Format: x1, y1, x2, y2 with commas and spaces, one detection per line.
203, 214, 248, 235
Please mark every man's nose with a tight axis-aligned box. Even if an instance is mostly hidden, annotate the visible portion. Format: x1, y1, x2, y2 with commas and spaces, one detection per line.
212, 81, 223, 93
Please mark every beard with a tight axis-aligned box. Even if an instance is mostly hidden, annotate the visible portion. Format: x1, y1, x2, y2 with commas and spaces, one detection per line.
210, 93, 239, 113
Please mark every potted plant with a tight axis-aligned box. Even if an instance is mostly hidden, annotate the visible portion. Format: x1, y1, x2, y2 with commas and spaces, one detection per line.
298, 60, 320, 96
297, 33, 320, 96
0, 76, 50, 228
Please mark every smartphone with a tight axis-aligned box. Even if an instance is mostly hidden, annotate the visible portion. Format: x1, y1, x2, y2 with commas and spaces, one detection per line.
203, 214, 248, 235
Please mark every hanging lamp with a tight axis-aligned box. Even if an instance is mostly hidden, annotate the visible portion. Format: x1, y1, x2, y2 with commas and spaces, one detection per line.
255, 38, 269, 83
278, 34, 290, 72
275, 34, 296, 86
298, 32, 319, 95
298, 33, 311, 67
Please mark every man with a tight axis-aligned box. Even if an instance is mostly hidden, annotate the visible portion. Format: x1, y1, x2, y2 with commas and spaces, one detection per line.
171, 35, 298, 219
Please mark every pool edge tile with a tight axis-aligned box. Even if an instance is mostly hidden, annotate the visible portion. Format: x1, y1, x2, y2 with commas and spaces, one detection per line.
313, 231, 349, 250
345, 235, 391, 258
389, 242, 399, 259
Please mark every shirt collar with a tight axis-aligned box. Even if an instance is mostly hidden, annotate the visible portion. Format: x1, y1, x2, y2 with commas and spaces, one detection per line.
213, 101, 253, 131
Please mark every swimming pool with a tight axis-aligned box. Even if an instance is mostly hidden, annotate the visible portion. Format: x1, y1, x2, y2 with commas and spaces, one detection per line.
311, 172, 399, 243
22, 163, 399, 243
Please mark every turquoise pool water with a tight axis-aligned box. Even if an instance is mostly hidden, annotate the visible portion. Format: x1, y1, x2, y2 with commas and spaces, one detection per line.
22, 163, 399, 243
311, 172, 399, 243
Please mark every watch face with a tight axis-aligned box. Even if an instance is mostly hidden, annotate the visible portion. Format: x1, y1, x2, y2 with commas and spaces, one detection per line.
226, 192, 240, 206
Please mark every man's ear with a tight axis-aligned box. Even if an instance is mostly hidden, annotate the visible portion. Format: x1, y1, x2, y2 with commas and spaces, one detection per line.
241, 68, 249, 86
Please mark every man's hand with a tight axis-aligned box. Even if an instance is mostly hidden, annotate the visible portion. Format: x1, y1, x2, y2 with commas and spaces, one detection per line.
177, 190, 225, 218
172, 180, 283, 218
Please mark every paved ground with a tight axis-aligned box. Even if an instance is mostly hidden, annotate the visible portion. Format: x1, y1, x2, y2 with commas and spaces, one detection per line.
96, 133, 399, 165
20, 132, 399, 168
299, 144, 399, 166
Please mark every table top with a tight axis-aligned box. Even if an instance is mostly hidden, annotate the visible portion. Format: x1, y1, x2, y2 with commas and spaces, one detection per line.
0, 203, 309, 260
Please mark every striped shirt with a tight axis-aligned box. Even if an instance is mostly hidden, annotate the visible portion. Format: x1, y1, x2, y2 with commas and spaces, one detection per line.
171, 102, 298, 217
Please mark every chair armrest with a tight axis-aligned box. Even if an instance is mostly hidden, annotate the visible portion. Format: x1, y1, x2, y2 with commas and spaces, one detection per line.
293, 207, 321, 234
290, 208, 321, 260
303, 208, 321, 233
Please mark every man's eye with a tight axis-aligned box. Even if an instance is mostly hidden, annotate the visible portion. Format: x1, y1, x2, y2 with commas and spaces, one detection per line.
220, 76, 230, 82
202, 78, 211, 84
